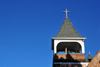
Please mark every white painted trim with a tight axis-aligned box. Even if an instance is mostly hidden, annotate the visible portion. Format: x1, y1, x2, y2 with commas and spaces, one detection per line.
54, 62, 89, 66
54, 40, 85, 54
52, 37, 86, 40
55, 53, 85, 54
65, 48, 67, 54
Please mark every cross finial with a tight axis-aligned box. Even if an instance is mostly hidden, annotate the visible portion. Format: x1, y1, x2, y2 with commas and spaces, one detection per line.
63, 9, 70, 18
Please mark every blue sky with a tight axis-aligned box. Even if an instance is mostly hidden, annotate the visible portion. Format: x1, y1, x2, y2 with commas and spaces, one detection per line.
0, 0, 100, 67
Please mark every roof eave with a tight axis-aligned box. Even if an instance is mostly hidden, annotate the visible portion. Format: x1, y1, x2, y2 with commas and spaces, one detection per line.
52, 37, 86, 40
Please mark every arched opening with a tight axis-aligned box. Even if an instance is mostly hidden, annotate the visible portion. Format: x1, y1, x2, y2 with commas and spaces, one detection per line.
57, 42, 82, 54
57, 51, 65, 54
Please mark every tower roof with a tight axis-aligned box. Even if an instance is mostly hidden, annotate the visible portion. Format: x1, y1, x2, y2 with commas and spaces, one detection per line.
55, 18, 83, 37
87, 54, 93, 60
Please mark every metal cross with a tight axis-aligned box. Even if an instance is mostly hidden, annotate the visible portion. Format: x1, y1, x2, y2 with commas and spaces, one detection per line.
63, 9, 70, 18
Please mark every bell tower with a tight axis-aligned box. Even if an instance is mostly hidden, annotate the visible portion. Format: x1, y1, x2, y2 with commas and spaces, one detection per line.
52, 9, 88, 67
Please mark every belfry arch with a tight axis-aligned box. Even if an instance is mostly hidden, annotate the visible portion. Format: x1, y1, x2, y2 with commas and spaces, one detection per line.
52, 38, 85, 54
57, 42, 82, 53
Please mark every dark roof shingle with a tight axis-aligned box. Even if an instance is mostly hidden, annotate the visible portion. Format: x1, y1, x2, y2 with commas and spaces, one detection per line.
56, 18, 83, 37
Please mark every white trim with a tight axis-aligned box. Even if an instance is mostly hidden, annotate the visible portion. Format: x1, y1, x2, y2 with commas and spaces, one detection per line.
54, 62, 89, 64
54, 62, 89, 66
52, 37, 86, 40
55, 53, 85, 54
65, 48, 67, 54
54, 40, 85, 53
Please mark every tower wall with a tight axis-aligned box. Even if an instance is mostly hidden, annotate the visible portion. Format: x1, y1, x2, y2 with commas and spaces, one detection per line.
53, 64, 87, 67
53, 54, 88, 67
53, 54, 85, 62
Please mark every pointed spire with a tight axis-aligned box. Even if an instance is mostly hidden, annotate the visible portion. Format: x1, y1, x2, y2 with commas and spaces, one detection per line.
87, 52, 93, 60
56, 18, 83, 37
87, 52, 93, 62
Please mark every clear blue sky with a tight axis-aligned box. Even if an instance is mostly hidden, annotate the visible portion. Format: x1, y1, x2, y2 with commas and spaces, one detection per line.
0, 0, 100, 67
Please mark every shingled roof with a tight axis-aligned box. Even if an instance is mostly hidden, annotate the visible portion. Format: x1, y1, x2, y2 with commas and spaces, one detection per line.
56, 18, 83, 37
87, 54, 93, 60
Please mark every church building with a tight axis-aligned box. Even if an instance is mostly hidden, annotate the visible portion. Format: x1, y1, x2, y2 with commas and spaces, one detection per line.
51, 9, 100, 67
